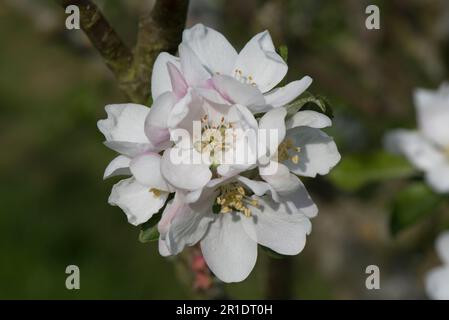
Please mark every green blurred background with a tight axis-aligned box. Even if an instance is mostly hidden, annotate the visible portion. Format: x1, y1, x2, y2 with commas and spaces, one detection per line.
1, 0, 449, 299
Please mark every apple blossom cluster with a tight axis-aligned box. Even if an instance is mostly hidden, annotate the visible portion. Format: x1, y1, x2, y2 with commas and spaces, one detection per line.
98, 24, 341, 283
385, 83, 449, 193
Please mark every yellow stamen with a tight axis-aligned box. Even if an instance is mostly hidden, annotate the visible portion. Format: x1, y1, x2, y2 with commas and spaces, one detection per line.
215, 183, 259, 217
149, 188, 161, 197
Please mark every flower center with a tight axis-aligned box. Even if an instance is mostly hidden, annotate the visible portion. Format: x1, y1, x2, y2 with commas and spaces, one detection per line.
193, 115, 236, 165
215, 183, 258, 217
234, 69, 257, 87
275, 138, 301, 164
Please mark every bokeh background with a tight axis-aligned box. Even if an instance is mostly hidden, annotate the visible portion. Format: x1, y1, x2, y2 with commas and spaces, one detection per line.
1, 0, 449, 299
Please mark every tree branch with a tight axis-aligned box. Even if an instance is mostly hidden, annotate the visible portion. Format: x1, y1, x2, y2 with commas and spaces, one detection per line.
57, 0, 189, 104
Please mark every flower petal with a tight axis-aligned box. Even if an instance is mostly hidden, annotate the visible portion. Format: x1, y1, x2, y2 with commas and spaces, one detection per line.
108, 178, 168, 226
259, 161, 301, 195
182, 24, 238, 75
103, 155, 131, 179
144, 92, 176, 148
425, 266, 449, 300
241, 195, 311, 255
286, 110, 332, 129
161, 148, 212, 191
425, 163, 449, 194
167, 62, 188, 100
179, 43, 211, 87
285, 127, 341, 177
211, 74, 266, 112
151, 52, 181, 100
129, 152, 172, 191
384, 129, 445, 171
414, 84, 449, 147
258, 107, 287, 157
158, 238, 171, 257
265, 76, 313, 108
234, 30, 287, 93
200, 212, 257, 283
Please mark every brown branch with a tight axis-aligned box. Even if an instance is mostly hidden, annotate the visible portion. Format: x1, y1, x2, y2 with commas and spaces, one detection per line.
133, 0, 189, 104
56, 0, 189, 104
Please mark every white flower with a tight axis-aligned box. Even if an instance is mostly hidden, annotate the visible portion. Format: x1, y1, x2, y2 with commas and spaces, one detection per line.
385, 83, 449, 193
425, 231, 449, 300
98, 24, 341, 283
151, 24, 312, 114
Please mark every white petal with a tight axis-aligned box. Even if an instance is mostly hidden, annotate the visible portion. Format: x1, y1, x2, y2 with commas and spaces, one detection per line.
161, 148, 212, 191
425, 163, 449, 194
167, 62, 188, 99
241, 195, 311, 255
200, 213, 257, 283
158, 238, 171, 257
237, 176, 279, 202
285, 127, 341, 177
98, 104, 150, 143
182, 24, 238, 75
211, 74, 266, 111
179, 43, 211, 86
103, 155, 131, 179
144, 92, 176, 148
384, 129, 445, 171
108, 178, 168, 226
103, 141, 153, 158
260, 161, 301, 195
151, 52, 181, 100
425, 266, 449, 300
265, 76, 313, 108
258, 107, 287, 157
129, 152, 172, 191
414, 85, 449, 147
286, 110, 332, 129
234, 31, 287, 93
280, 184, 318, 218
436, 231, 449, 264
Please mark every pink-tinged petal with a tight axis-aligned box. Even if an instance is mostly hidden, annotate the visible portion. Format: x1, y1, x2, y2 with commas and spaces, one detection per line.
182, 24, 238, 75
129, 152, 173, 192
241, 195, 312, 255
167, 62, 188, 100
265, 76, 313, 108
108, 178, 168, 226
179, 43, 211, 87
211, 74, 266, 112
103, 141, 155, 158
158, 238, 171, 257
234, 31, 287, 93
151, 52, 180, 100
161, 148, 212, 191
200, 212, 257, 283
103, 155, 131, 179
144, 92, 176, 148
286, 110, 332, 129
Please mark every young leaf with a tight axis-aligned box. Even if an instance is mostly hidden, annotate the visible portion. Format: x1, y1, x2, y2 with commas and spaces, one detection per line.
328, 151, 416, 192
285, 92, 331, 118
139, 212, 161, 243
390, 182, 443, 236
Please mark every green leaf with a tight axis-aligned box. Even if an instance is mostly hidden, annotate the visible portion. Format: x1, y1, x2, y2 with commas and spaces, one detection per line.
390, 182, 443, 236
260, 245, 287, 259
328, 151, 416, 192
139, 212, 161, 243
285, 92, 331, 118
278, 45, 288, 63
